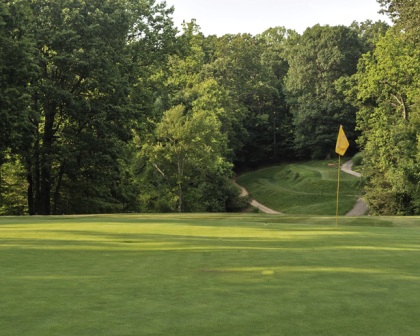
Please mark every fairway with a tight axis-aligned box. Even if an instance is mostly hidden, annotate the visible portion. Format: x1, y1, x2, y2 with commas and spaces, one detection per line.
1, 214, 420, 335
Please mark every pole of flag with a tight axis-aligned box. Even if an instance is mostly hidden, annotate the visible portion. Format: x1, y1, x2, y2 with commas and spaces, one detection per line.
335, 125, 349, 227
336, 155, 341, 227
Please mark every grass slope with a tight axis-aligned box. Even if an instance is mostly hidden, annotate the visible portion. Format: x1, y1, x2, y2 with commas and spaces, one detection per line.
237, 160, 361, 215
1, 214, 420, 336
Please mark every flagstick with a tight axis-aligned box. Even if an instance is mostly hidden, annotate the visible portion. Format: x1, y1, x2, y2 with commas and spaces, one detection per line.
336, 155, 341, 228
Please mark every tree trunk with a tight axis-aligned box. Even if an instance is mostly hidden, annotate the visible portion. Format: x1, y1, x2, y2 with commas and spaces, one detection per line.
40, 161, 51, 215
30, 141, 42, 215
178, 181, 183, 213
53, 162, 65, 214
27, 172, 35, 215
177, 156, 183, 213
39, 105, 56, 215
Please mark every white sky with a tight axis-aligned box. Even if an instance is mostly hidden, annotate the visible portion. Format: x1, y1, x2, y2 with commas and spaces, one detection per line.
164, 0, 391, 36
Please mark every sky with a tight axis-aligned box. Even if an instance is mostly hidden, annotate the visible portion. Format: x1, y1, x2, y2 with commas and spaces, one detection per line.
164, 0, 391, 36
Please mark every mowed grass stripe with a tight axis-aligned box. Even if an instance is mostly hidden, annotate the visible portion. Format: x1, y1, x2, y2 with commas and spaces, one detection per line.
237, 160, 360, 215
0, 214, 419, 336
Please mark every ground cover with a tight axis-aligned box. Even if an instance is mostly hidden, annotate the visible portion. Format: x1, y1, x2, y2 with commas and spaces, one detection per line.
236, 160, 361, 215
1, 214, 419, 335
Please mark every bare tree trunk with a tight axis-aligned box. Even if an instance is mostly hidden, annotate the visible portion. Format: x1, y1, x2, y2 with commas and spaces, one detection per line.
177, 155, 184, 213
53, 162, 65, 214
39, 104, 56, 215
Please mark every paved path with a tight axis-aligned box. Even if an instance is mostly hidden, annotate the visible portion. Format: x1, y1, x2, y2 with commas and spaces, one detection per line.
341, 160, 368, 216
345, 197, 368, 216
233, 181, 282, 215
341, 159, 361, 177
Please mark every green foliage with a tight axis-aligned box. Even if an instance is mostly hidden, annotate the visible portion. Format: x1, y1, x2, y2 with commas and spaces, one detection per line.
350, 26, 420, 215
0, 155, 27, 215
350, 20, 390, 51
143, 99, 232, 211
25, 0, 137, 214
1, 0, 418, 215
135, 29, 234, 212
285, 25, 365, 159
0, 0, 177, 214
207, 31, 293, 166
0, 1, 35, 163
351, 152, 364, 168
378, 0, 420, 41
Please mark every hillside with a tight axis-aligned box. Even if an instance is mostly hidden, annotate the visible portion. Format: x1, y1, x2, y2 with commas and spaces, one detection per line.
237, 161, 361, 215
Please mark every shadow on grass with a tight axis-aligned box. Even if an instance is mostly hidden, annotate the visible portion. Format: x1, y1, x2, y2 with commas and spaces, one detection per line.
1, 215, 420, 336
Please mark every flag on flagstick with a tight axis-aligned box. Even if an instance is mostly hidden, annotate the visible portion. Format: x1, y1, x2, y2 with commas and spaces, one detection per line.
335, 125, 349, 227
335, 125, 349, 156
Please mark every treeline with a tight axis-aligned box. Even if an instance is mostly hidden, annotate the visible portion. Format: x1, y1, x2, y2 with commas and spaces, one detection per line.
0, 0, 418, 215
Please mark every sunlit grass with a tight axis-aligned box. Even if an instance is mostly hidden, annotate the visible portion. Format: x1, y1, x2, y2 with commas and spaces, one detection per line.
1, 214, 419, 335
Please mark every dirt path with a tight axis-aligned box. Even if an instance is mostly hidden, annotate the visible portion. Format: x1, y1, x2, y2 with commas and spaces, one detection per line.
341, 160, 368, 216
233, 181, 282, 215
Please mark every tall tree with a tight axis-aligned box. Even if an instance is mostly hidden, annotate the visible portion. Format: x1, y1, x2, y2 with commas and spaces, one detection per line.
285, 25, 365, 159
137, 22, 232, 212
208, 33, 291, 166
351, 26, 420, 214
139, 99, 232, 212
258, 27, 298, 160
0, 1, 35, 163
20, 0, 175, 214
344, 1, 420, 215
0, 1, 36, 215
136, 25, 234, 212
350, 20, 390, 51
378, 0, 420, 40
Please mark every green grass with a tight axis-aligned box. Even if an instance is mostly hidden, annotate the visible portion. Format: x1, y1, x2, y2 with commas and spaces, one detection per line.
1, 214, 420, 335
237, 160, 361, 215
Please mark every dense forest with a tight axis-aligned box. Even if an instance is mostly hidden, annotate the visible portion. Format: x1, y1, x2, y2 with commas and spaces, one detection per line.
0, 0, 418, 215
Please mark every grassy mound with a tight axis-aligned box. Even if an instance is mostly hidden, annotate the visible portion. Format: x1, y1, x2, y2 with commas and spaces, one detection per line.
0, 214, 419, 336
237, 160, 361, 215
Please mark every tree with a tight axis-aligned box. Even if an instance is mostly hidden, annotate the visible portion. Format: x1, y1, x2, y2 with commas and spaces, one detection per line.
140, 100, 232, 212
0, 1, 35, 163
350, 20, 390, 51
135, 24, 234, 212
208, 32, 292, 166
23, 0, 131, 214
258, 27, 298, 160
350, 27, 420, 214
0, 1, 37, 214
285, 25, 365, 159
0, 154, 27, 215
16, 0, 175, 214
377, 0, 420, 40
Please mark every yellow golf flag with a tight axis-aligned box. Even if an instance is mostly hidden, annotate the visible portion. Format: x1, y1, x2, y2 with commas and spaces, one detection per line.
335, 125, 349, 156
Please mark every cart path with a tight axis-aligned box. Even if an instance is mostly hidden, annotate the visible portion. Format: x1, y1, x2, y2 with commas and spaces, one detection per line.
341, 160, 368, 216
341, 159, 361, 177
233, 181, 282, 215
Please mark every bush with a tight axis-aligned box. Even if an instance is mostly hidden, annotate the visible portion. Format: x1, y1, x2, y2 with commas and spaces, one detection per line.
352, 152, 363, 168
